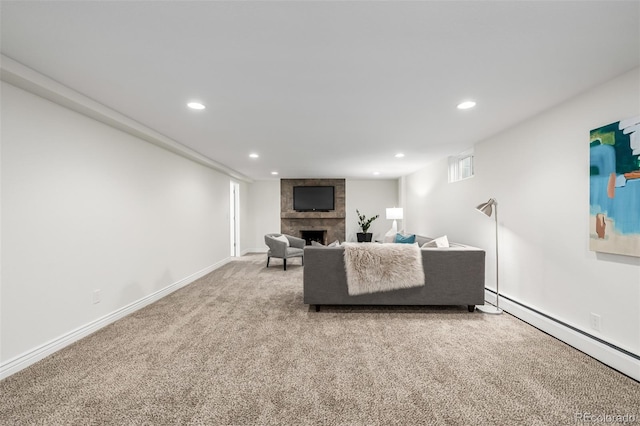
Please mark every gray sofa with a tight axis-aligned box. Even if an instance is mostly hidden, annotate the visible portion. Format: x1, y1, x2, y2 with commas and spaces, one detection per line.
303, 236, 485, 312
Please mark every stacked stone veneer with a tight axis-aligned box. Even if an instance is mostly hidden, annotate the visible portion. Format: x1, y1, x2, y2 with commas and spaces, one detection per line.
280, 179, 346, 244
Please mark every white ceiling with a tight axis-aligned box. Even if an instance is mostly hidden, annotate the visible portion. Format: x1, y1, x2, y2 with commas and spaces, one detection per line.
2, 1, 639, 181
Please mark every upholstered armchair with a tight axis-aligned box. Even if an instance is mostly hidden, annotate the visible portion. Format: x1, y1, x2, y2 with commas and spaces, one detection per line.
264, 233, 305, 271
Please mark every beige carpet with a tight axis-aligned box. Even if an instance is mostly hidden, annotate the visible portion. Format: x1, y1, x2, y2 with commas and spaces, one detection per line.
1, 254, 638, 425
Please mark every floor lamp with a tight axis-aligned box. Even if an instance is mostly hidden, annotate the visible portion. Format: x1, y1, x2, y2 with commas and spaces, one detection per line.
476, 198, 502, 314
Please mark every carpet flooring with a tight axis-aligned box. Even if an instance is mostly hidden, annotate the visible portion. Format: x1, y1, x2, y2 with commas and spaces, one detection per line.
1, 254, 638, 425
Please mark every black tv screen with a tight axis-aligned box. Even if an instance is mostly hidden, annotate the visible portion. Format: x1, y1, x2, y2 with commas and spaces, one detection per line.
293, 186, 335, 212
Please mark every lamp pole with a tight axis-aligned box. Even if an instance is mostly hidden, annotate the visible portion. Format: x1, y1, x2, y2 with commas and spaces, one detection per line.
494, 203, 499, 312
476, 198, 502, 314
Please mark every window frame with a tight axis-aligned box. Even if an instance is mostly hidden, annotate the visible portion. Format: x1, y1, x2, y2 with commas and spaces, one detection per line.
448, 149, 474, 183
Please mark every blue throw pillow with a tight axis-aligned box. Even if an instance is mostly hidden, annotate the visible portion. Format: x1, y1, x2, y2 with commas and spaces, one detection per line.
395, 233, 416, 244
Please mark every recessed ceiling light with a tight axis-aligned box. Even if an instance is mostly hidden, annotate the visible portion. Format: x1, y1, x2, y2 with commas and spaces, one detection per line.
395, 153, 405, 158
271, 171, 279, 175
373, 171, 381, 176
457, 100, 476, 110
249, 153, 259, 159
187, 102, 206, 110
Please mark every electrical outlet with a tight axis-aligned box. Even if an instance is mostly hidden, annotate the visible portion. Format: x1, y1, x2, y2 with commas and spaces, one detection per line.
93, 289, 101, 305
590, 313, 601, 331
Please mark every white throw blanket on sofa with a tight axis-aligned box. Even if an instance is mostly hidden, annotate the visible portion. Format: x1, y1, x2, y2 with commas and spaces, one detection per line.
343, 243, 425, 295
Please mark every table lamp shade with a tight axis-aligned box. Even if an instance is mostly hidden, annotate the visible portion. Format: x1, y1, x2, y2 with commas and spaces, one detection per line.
386, 208, 403, 220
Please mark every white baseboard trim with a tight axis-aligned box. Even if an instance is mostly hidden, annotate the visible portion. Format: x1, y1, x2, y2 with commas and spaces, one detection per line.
0, 257, 231, 380
242, 248, 268, 255
483, 289, 640, 382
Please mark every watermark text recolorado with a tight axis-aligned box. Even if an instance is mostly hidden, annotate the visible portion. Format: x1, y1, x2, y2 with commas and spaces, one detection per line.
575, 412, 637, 424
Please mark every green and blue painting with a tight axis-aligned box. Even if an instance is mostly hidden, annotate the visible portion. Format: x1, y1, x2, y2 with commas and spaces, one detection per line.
589, 116, 640, 257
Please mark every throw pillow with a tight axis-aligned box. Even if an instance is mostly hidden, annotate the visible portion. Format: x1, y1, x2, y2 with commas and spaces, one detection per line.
421, 235, 449, 248
395, 233, 416, 244
383, 229, 396, 243
434, 235, 449, 248
421, 239, 436, 247
311, 240, 339, 247
273, 235, 290, 246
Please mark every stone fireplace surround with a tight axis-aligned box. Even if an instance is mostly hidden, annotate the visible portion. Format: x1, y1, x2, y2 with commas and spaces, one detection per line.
280, 179, 346, 245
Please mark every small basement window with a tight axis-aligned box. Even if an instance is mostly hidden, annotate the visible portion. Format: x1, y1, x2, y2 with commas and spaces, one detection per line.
448, 149, 474, 183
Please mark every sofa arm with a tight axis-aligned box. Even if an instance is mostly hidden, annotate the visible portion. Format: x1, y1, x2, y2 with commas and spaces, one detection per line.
286, 235, 306, 249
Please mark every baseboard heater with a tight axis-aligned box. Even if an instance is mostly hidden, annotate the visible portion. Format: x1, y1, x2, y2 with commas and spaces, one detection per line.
485, 289, 639, 382
492, 290, 639, 361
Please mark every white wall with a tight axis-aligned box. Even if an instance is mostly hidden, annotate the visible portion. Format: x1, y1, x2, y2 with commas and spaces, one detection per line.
237, 180, 252, 254
1, 82, 232, 372
242, 179, 401, 248
346, 179, 399, 242
242, 178, 399, 247
242, 180, 281, 253
402, 68, 640, 378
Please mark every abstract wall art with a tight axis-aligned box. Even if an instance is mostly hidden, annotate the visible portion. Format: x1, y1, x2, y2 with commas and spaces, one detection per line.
589, 116, 640, 257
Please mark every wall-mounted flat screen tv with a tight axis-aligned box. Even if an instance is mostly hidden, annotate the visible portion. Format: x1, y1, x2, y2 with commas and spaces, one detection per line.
293, 186, 335, 212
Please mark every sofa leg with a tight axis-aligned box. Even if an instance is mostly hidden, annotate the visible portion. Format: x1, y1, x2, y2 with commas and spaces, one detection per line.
267, 256, 270, 268
284, 259, 287, 271
468, 305, 475, 312
315, 305, 320, 312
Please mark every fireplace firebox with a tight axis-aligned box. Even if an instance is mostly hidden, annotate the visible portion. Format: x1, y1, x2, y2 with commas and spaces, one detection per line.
300, 230, 326, 246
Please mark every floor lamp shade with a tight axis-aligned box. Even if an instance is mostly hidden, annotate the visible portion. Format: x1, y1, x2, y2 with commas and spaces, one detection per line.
475, 198, 502, 314
476, 198, 496, 217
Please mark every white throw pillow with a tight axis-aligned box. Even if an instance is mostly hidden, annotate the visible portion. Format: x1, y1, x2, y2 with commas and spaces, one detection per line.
328, 240, 340, 247
421, 235, 450, 248
383, 229, 396, 243
273, 235, 290, 246
434, 235, 449, 248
